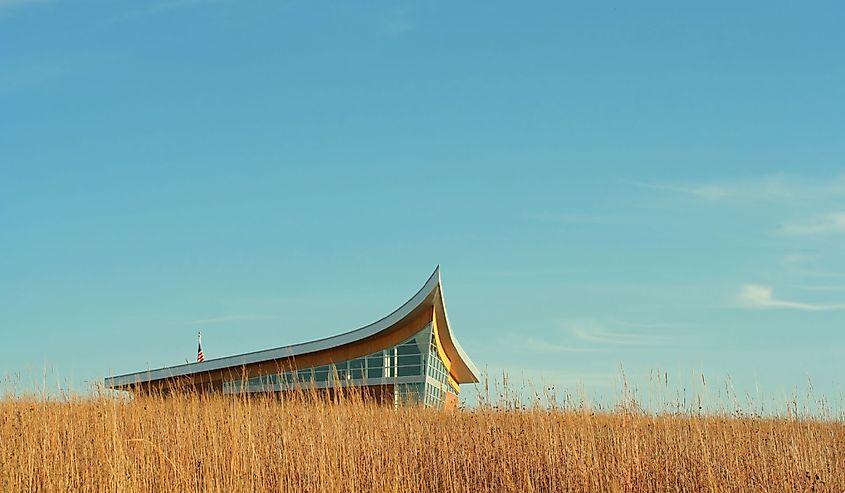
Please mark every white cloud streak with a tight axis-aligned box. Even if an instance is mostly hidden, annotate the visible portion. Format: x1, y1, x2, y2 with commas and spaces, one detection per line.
780, 212, 845, 236
640, 174, 845, 202
737, 284, 845, 311
515, 319, 680, 355
571, 320, 673, 346
522, 337, 600, 354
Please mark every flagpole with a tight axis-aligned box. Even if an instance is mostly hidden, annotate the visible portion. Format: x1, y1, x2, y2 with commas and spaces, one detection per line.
197, 331, 204, 363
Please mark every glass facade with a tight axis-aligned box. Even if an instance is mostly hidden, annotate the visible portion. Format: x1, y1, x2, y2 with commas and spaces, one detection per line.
423, 334, 454, 408
222, 323, 458, 408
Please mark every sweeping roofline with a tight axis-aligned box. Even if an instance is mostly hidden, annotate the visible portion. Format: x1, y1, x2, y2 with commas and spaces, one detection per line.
104, 266, 480, 389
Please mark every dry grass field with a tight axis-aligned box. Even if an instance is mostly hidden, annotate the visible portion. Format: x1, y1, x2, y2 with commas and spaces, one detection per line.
1, 388, 843, 493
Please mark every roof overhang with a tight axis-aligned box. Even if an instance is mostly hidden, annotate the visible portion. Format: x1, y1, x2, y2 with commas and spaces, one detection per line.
105, 266, 480, 389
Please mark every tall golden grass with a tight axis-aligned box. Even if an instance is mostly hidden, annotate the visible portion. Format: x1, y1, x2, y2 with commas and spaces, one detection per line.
1, 386, 843, 492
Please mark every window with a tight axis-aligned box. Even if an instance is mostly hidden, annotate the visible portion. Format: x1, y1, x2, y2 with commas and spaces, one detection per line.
225, 323, 452, 408
397, 354, 421, 367
297, 369, 313, 384
397, 343, 421, 356
349, 358, 365, 380
397, 365, 422, 377
314, 366, 330, 382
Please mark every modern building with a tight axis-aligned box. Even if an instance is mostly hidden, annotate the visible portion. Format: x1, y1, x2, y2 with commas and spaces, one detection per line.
105, 267, 479, 409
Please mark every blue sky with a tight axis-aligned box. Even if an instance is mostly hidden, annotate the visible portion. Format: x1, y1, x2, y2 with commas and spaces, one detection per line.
2, 0, 844, 411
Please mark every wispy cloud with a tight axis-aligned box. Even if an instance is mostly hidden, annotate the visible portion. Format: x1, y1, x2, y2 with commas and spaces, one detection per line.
512, 319, 681, 354
640, 174, 845, 202
737, 284, 845, 311
571, 320, 674, 346
642, 182, 737, 200
523, 337, 599, 353
779, 253, 818, 266
780, 212, 845, 236
187, 314, 275, 325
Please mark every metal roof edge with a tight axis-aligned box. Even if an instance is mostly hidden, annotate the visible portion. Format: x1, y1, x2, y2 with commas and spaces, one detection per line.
105, 267, 443, 389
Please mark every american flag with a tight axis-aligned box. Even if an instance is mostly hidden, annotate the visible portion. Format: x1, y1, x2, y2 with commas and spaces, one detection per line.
197, 332, 205, 363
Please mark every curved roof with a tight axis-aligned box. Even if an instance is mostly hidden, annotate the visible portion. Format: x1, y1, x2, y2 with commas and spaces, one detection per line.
105, 266, 480, 389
